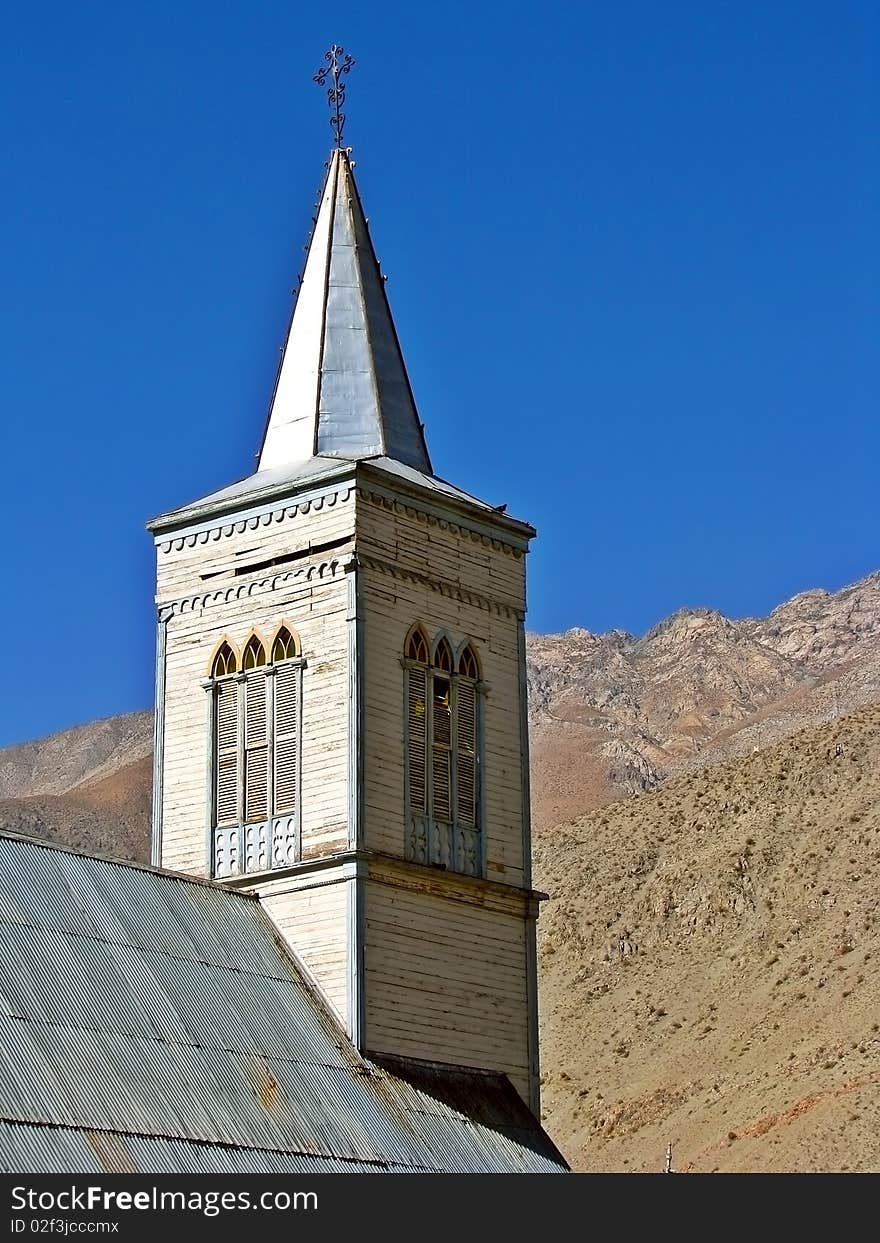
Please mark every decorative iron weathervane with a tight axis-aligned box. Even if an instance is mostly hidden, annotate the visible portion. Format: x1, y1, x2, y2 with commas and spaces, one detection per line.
314, 44, 355, 147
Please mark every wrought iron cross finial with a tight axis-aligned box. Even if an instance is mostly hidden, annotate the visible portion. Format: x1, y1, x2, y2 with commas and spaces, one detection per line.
314, 44, 355, 148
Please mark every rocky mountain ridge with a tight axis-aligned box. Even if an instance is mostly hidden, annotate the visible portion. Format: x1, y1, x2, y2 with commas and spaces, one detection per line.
0, 711, 153, 801
527, 571, 880, 829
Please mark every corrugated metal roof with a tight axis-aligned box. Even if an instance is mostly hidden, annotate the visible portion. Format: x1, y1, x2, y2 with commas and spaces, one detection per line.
0, 832, 567, 1173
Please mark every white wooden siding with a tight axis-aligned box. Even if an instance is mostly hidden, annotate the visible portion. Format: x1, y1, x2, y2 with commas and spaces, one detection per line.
364, 878, 531, 1104
355, 495, 527, 613
155, 492, 355, 604
258, 872, 350, 1025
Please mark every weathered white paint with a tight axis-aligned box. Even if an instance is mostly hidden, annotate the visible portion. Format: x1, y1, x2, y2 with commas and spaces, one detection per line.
257, 867, 351, 1026
363, 872, 532, 1104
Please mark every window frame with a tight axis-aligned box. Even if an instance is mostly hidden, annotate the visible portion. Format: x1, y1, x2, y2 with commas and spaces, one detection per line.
403, 626, 485, 878
205, 628, 304, 880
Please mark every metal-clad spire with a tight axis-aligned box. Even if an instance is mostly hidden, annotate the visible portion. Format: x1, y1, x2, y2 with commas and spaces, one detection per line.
258, 148, 432, 475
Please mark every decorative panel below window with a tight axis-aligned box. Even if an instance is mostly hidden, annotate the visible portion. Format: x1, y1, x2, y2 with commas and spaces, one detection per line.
214, 817, 300, 881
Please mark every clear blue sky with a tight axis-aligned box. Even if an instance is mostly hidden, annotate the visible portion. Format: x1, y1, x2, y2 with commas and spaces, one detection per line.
1, 2, 877, 746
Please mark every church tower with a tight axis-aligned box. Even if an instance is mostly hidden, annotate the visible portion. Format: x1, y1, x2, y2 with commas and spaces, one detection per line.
148, 137, 541, 1110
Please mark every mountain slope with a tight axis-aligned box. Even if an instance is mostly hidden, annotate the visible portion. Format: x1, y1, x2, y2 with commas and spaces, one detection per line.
0, 757, 152, 864
528, 571, 880, 829
535, 702, 880, 1172
0, 711, 153, 800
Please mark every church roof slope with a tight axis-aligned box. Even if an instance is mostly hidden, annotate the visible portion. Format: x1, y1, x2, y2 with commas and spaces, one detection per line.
257, 147, 432, 476
0, 832, 567, 1174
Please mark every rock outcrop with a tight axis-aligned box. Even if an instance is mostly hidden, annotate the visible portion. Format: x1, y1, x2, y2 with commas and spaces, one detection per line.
528, 571, 880, 829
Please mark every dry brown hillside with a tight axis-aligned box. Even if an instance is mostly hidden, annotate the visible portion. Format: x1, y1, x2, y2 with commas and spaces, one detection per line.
0, 711, 153, 800
0, 757, 152, 864
535, 702, 880, 1172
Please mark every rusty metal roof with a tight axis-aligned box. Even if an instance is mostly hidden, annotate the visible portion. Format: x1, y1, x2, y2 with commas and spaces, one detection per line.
0, 833, 567, 1174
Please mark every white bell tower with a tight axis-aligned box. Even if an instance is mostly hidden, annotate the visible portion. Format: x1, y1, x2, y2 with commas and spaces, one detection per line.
148, 144, 542, 1111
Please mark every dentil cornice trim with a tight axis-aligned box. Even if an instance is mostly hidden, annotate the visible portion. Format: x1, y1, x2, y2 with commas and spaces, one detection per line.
358, 553, 522, 620
158, 557, 351, 619
155, 483, 354, 554
357, 486, 528, 556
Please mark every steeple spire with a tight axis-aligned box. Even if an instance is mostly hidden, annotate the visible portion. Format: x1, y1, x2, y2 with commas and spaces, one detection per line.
258, 148, 432, 476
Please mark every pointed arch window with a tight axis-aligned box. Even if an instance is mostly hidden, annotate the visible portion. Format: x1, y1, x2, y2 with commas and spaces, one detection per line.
208, 625, 303, 880
243, 635, 267, 670
212, 642, 237, 678
242, 636, 268, 824
272, 625, 299, 663
403, 628, 484, 878
455, 645, 480, 831
405, 626, 429, 665
431, 638, 453, 823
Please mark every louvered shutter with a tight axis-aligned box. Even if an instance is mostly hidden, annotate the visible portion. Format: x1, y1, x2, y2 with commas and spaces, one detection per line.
274, 662, 299, 813
456, 680, 477, 827
215, 681, 239, 825
432, 679, 452, 821
407, 668, 427, 813
244, 674, 268, 822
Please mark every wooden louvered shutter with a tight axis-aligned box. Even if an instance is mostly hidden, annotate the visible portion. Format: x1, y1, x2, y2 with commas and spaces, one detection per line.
244, 675, 268, 822
274, 662, 299, 813
215, 681, 239, 825
407, 668, 428, 813
432, 677, 452, 821
456, 681, 477, 827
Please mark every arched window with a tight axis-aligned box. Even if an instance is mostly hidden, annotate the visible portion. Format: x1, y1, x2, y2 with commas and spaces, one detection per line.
243, 635, 267, 670
272, 625, 298, 663
211, 641, 237, 678
210, 642, 239, 832
404, 628, 483, 877
431, 640, 453, 823
272, 626, 301, 816
405, 626, 429, 665
243, 635, 268, 825
434, 637, 453, 672
209, 624, 302, 881
458, 644, 480, 680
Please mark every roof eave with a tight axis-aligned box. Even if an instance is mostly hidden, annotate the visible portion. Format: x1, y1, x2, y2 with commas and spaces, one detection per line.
146, 460, 359, 536
356, 459, 536, 545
